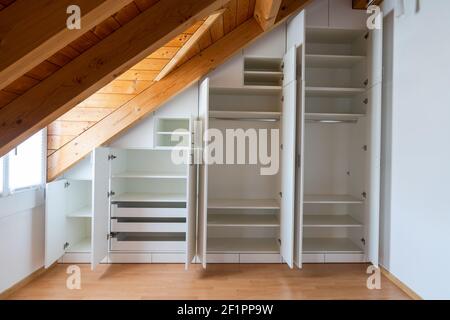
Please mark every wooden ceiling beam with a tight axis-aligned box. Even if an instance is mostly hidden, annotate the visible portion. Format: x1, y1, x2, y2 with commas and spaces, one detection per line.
0, 0, 134, 90
0, 0, 228, 157
352, 0, 384, 10
47, 0, 311, 181
254, 0, 282, 31
154, 9, 226, 81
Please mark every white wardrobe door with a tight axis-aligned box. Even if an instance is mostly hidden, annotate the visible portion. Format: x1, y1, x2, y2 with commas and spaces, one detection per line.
186, 160, 197, 269
197, 77, 209, 269
283, 46, 297, 87
280, 80, 297, 269
91, 147, 110, 270
365, 83, 382, 266
45, 180, 67, 268
367, 17, 383, 88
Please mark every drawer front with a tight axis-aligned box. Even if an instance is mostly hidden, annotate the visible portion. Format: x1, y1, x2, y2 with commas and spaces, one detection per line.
111, 205, 186, 218
108, 253, 151, 263
207, 254, 239, 263
111, 220, 186, 233
151, 253, 186, 263
302, 254, 325, 263
239, 254, 282, 263
325, 253, 366, 263
111, 238, 185, 252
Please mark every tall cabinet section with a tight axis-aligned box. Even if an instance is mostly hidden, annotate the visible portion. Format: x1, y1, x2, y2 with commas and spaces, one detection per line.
289, 9, 383, 265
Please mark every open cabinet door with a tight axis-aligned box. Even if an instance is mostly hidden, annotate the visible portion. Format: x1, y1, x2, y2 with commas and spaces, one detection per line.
45, 180, 67, 268
280, 47, 297, 268
91, 147, 110, 270
186, 140, 198, 269
197, 78, 209, 269
365, 83, 382, 266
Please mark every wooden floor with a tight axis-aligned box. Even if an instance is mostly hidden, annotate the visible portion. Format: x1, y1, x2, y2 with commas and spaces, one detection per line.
6, 263, 409, 300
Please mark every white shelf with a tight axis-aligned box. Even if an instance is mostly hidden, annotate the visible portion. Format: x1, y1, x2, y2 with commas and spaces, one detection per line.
208, 214, 279, 227
66, 205, 91, 218
207, 238, 279, 253
306, 86, 366, 97
156, 131, 190, 135
244, 57, 282, 72
208, 199, 280, 210
303, 238, 363, 254
303, 215, 363, 227
112, 192, 186, 203
210, 86, 281, 95
305, 113, 365, 122
112, 171, 187, 179
304, 195, 364, 204
306, 54, 365, 68
66, 238, 91, 253
210, 110, 281, 120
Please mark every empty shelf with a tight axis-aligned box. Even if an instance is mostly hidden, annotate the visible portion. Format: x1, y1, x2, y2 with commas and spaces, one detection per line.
306, 87, 365, 97
112, 171, 187, 179
304, 195, 364, 204
66, 205, 91, 218
208, 199, 280, 209
303, 215, 363, 227
210, 86, 281, 95
210, 110, 281, 120
306, 28, 366, 44
112, 193, 186, 203
306, 54, 365, 68
207, 238, 279, 253
66, 238, 91, 253
208, 214, 279, 227
303, 238, 363, 254
305, 113, 365, 122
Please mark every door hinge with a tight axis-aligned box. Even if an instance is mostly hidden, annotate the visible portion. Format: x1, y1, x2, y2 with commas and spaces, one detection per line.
107, 191, 115, 197
108, 154, 117, 160
280, 62, 284, 70
364, 32, 369, 40
364, 79, 369, 87
363, 98, 369, 105
107, 232, 117, 240
362, 191, 367, 199
63, 242, 69, 250
361, 238, 366, 246
278, 238, 281, 245
280, 144, 283, 150
281, 96, 284, 102
362, 145, 368, 151
64, 182, 70, 188
279, 192, 282, 198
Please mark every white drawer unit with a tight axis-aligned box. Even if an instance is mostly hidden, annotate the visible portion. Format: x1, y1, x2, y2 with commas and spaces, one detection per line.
111, 218, 186, 233
111, 204, 187, 218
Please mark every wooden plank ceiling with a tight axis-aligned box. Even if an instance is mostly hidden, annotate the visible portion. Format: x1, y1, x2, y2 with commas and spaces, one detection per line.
46, 0, 257, 157
0, 0, 312, 180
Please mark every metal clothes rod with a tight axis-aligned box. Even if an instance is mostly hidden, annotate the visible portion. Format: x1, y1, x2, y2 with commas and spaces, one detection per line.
210, 117, 279, 122
305, 119, 358, 124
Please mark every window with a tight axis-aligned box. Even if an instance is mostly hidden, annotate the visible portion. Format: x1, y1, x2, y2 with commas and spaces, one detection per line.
7, 131, 44, 192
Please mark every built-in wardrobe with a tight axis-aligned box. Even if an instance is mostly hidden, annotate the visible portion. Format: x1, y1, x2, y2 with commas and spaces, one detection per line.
44, 6, 382, 270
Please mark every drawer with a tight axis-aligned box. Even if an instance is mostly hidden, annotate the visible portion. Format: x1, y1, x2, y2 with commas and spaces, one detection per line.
325, 253, 366, 263
239, 254, 282, 263
207, 254, 239, 263
111, 233, 186, 252
151, 253, 186, 263
108, 253, 151, 263
111, 219, 186, 233
111, 205, 186, 218
302, 253, 325, 263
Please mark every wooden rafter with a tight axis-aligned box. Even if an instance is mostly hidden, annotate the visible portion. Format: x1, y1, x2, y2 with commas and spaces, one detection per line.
0, 0, 228, 157
254, 0, 282, 31
154, 9, 226, 81
0, 0, 134, 90
47, 0, 312, 181
352, 0, 384, 10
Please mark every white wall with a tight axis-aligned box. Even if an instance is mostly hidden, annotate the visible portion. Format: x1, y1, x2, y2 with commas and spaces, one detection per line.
0, 189, 45, 293
380, 0, 450, 299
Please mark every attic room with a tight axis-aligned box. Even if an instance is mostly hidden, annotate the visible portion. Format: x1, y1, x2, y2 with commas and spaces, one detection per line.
0, 0, 449, 305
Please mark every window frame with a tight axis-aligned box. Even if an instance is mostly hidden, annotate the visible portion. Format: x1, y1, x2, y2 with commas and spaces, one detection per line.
0, 129, 46, 197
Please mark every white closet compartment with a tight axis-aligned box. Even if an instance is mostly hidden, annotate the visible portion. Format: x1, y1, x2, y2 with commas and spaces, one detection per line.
111, 218, 186, 233
243, 57, 283, 87
154, 118, 191, 149
111, 202, 187, 218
